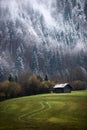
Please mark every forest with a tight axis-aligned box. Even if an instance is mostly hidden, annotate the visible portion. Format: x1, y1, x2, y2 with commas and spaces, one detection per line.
0, 71, 86, 101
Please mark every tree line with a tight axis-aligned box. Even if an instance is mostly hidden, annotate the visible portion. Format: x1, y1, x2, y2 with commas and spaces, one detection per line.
0, 72, 86, 101
0, 73, 54, 100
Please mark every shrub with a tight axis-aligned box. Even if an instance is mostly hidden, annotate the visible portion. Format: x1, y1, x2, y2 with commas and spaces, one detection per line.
8, 82, 21, 98
28, 74, 41, 95
0, 81, 21, 99
70, 80, 86, 90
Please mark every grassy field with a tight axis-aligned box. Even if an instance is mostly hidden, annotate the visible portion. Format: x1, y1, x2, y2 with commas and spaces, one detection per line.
0, 90, 87, 130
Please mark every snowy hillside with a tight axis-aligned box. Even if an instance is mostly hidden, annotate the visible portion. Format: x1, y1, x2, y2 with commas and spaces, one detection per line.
0, 0, 87, 81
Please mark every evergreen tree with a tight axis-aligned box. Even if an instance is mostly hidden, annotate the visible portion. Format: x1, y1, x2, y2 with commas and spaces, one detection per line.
15, 75, 18, 82
15, 46, 24, 74
44, 75, 48, 81
8, 74, 14, 82
31, 45, 39, 73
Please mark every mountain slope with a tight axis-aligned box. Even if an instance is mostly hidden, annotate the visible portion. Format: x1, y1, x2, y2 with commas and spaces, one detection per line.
0, 0, 87, 80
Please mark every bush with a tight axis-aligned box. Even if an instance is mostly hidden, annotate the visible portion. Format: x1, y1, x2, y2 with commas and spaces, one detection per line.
0, 81, 21, 99
40, 80, 55, 93
0, 74, 55, 100
0, 81, 9, 98
8, 82, 21, 98
19, 74, 55, 95
28, 74, 41, 95
70, 80, 86, 90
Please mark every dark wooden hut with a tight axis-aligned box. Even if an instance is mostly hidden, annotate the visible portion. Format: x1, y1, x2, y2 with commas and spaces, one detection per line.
53, 83, 72, 93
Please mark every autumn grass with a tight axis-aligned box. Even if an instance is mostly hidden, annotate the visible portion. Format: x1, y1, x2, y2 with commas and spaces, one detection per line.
0, 90, 87, 130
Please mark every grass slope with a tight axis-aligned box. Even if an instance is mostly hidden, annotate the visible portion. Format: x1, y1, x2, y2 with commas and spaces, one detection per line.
0, 90, 87, 130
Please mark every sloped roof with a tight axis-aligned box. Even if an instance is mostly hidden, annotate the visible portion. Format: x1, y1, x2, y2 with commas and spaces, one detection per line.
53, 83, 69, 88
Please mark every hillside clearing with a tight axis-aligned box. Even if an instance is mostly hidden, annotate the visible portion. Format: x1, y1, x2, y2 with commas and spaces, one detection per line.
0, 90, 87, 130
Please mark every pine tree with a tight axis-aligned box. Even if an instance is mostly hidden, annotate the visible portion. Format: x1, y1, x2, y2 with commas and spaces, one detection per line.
8, 74, 14, 82
31, 46, 39, 73
15, 46, 24, 74
15, 75, 18, 82
44, 75, 48, 81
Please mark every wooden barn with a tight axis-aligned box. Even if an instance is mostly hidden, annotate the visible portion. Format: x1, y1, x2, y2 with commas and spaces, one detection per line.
53, 83, 72, 93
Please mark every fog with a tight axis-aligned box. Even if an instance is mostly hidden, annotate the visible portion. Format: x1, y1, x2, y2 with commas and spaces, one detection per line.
0, 0, 87, 53
0, 0, 57, 26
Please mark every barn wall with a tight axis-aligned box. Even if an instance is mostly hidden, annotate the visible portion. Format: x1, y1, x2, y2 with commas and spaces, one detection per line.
54, 88, 64, 93
64, 85, 71, 93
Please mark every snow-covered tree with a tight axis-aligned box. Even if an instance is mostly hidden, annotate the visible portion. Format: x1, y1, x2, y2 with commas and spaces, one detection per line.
15, 46, 24, 74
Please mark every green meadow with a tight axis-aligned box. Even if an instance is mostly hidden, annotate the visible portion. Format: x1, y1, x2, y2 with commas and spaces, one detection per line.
0, 90, 87, 130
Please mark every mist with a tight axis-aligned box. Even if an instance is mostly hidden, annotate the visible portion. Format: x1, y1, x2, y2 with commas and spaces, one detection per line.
0, 0, 87, 54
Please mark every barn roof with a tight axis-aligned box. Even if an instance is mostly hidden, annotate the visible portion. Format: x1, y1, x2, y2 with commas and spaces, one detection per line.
53, 83, 69, 88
